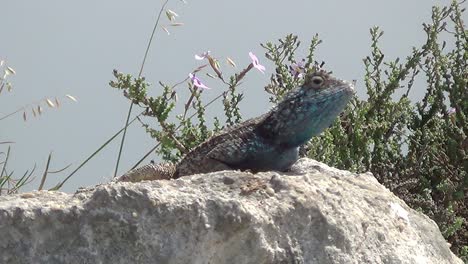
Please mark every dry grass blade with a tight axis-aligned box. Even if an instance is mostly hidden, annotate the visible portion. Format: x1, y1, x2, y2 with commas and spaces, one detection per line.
5, 67, 16, 75
1, 94, 79, 122
194, 64, 208, 73
162, 26, 170, 35
165, 9, 179, 21
45, 98, 55, 108
208, 57, 222, 78
206, 73, 216, 79
227, 57, 237, 68
38, 153, 52, 191
170, 22, 184, 26
65, 94, 77, 102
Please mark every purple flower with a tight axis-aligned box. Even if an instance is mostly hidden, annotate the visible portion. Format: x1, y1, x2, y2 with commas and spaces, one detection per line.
189, 73, 210, 89
437, 107, 457, 118
195, 51, 211, 61
289, 60, 305, 78
249, 52, 266, 74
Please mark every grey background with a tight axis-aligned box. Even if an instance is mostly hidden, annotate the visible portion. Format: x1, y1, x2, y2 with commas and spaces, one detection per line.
1, 0, 449, 192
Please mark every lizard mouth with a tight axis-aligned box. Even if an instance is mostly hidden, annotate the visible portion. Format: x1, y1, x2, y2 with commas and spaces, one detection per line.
330, 81, 355, 97
345, 80, 356, 91
340, 78, 356, 95
337, 78, 355, 91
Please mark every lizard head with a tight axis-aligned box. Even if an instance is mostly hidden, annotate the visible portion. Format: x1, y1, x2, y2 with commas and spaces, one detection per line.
259, 68, 355, 147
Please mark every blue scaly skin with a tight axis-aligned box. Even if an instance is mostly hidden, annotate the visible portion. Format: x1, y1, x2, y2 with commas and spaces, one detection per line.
118, 70, 354, 182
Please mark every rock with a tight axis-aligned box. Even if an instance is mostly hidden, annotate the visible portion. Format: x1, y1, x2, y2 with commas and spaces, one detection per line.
0, 158, 462, 264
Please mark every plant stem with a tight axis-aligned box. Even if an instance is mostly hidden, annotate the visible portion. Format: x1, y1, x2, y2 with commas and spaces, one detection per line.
113, 0, 171, 178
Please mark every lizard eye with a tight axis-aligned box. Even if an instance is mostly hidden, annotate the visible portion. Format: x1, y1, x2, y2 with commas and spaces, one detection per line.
310, 76, 324, 88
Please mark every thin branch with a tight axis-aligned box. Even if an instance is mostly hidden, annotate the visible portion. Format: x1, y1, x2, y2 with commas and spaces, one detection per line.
113, 0, 171, 178
52, 113, 141, 190
130, 83, 244, 170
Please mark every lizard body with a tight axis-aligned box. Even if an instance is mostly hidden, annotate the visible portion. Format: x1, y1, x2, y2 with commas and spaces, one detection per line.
118, 70, 354, 182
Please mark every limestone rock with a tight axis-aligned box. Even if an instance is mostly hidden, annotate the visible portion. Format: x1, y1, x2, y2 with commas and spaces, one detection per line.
0, 158, 462, 264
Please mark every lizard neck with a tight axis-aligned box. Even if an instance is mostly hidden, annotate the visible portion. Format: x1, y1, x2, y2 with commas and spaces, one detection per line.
258, 84, 353, 148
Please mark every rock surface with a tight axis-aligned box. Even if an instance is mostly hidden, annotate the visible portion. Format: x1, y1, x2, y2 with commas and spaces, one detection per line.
0, 158, 462, 264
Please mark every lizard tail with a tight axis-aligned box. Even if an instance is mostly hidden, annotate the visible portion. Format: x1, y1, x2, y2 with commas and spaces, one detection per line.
116, 162, 176, 182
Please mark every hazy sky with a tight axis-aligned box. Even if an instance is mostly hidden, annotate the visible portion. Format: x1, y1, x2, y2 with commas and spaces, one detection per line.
1, 0, 452, 192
